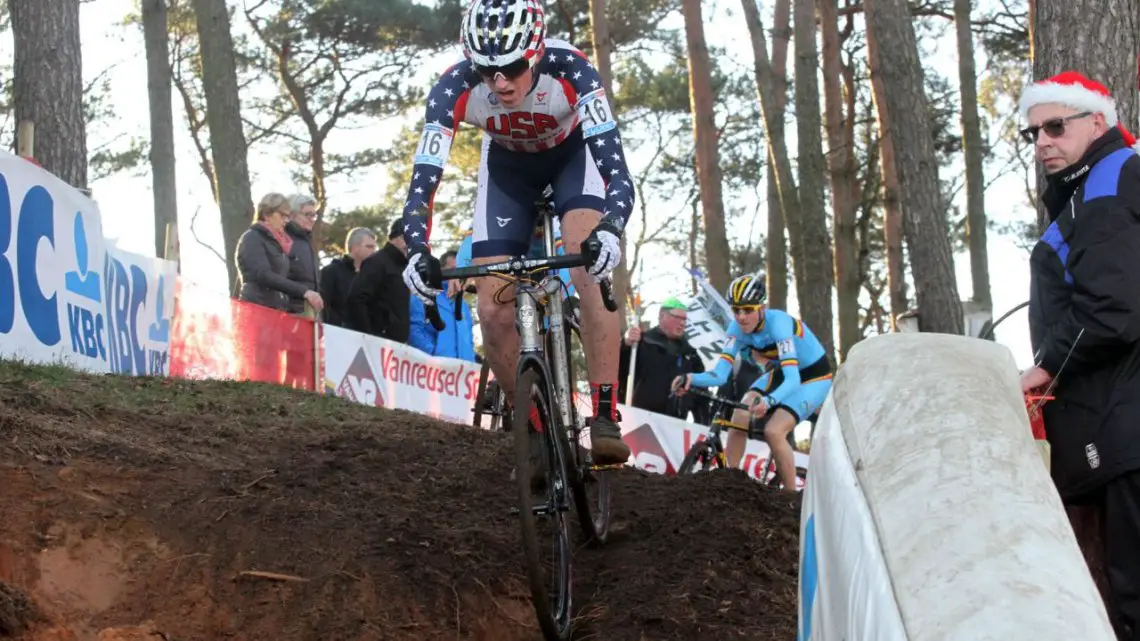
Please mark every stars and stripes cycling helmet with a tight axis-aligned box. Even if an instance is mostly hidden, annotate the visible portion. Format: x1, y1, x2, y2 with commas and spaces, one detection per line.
726, 272, 767, 306
460, 0, 546, 72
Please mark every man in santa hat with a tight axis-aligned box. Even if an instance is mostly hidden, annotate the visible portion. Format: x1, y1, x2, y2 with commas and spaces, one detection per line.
1018, 70, 1140, 640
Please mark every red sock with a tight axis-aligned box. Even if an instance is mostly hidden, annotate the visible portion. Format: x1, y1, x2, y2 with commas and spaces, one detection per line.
529, 406, 544, 433
591, 383, 617, 421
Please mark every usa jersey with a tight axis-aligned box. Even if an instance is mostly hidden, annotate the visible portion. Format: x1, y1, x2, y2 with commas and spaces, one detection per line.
399, 38, 635, 252
691, 309, 831, 407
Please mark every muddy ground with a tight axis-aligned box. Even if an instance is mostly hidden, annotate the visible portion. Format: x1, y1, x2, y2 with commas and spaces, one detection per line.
0, 360, 801, 641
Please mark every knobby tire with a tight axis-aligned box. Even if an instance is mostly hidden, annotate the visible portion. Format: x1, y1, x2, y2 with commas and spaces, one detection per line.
559, 323, 611, 546
512, 366, 574, 641
678, 440, 716, 474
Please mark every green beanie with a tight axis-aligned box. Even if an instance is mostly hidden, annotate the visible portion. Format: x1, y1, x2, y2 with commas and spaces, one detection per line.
660, 297, 687, 311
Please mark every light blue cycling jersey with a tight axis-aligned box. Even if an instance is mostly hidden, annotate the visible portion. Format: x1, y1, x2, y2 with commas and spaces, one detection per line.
691, 308, 830, 407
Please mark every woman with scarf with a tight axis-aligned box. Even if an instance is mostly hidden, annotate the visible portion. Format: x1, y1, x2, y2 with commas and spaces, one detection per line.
234, 193, 324, 385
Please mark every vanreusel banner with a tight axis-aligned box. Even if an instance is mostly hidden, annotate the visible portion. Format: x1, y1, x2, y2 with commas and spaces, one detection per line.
326, 324, 809, 482
619, 401, 810, 488
0, 151, 177, 376
324, 325, 484, 425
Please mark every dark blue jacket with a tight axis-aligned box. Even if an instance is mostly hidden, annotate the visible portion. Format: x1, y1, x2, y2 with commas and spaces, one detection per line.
1030, 128, 1140, 498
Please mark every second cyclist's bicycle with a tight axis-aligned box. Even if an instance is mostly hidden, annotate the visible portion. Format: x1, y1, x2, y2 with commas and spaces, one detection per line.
676, 386, 809, 489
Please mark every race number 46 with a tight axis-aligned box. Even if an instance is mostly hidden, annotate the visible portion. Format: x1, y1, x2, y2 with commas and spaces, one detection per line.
577, 89, 617, 138
414, 123, 454, 169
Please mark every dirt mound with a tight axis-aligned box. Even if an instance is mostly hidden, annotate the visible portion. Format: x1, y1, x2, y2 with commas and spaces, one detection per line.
0, 360, 801, 640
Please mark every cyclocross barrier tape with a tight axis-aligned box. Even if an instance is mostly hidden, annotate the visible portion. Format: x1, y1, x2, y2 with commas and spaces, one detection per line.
799, 332, 1114, 641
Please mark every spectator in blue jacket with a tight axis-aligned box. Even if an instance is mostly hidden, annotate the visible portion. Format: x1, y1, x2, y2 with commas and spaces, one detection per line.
409, 250, 476, 362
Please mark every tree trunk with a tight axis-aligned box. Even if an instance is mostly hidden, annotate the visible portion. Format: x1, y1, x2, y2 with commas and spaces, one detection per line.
791, 0, 835, 358
954, 0, 990, 310
689, 196, 700, 296
192, 0, 254, 292
585, 0, 632, 325
142, 0, 179, 261
741, 0, 810, 321
11, 0, 87, 190
864, 0, 963, 334
819, 0, 859, 360
682, 0, 731, 292
1033, 0, 1140, 232
765, 0, 791, 310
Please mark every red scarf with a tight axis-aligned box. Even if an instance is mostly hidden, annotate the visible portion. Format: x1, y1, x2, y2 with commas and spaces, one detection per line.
258, 221, 294, 255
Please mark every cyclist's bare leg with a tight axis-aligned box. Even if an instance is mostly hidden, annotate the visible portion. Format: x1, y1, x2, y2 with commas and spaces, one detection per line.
473, 255, 519, 399
560, 208, 630, 463
726, 390, 761, 469
763, 408, 799, 489
560, 209, 619, 384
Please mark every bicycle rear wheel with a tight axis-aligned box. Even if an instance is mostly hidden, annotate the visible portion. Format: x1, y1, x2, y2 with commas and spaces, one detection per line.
561, 324, 611, 545
473, 360, 509, 431
512, 366, 573, 640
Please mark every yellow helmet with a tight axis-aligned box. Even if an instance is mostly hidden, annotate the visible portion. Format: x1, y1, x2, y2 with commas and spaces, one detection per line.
726, 272, 766, 306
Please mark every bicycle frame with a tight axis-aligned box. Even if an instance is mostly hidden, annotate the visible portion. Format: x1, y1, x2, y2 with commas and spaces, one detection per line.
516, 213, 578, 438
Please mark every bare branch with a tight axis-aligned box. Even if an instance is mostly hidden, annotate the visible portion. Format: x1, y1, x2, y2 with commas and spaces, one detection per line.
190, 206, 227, 265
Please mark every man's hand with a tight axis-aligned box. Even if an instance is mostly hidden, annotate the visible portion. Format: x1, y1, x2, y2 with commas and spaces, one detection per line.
303, 290, 324, 312
446, 278, 464, 299
582, 220, 622, 282
403, 251, 442, 305
1020, 366, 1054, 394
749, 395, 770, 418
671, 374, 692, 395
624, 325, 642, 345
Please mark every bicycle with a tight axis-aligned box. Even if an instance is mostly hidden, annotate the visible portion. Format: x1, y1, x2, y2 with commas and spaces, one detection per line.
422, 214, 616, 641
472, 297, 581, 433
675, 386, 809, 489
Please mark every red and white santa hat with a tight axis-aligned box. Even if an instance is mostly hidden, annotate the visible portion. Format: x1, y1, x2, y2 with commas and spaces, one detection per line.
1018, 70, 1140, 151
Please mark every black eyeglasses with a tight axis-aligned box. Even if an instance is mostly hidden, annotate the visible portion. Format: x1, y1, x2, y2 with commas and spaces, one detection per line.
1019, 111, 1092, 144
474, 58, 529, 81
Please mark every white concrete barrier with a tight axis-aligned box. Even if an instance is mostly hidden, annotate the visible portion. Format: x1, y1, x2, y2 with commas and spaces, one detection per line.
799, 332, 1114, 641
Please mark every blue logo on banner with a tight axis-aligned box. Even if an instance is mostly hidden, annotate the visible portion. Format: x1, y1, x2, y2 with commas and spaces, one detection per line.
0, 176, 61, 346
0, 170, 171, 376
65, 211, 101, 302
66, 210, 108, 361
148, 276, 170, 343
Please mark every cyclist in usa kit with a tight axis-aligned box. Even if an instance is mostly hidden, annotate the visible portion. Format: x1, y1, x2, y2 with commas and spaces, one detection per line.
674, 272, 833, 490
399, 0, 633, 467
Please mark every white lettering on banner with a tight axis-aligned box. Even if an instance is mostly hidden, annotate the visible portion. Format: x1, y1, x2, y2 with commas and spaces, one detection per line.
0, 151, 176, 375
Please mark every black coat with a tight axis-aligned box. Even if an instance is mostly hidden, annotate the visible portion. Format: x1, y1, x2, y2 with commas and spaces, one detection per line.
319, 255, 357, 327
283, 221, 319, 315
235, 224, 308, 311
347, 243, 410, 343
1030, 128, 1140, 498
618, 326, 709, 422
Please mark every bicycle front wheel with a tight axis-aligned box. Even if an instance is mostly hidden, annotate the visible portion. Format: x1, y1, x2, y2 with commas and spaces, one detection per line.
512, 366, 573, 640
678, 440, 717, 474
